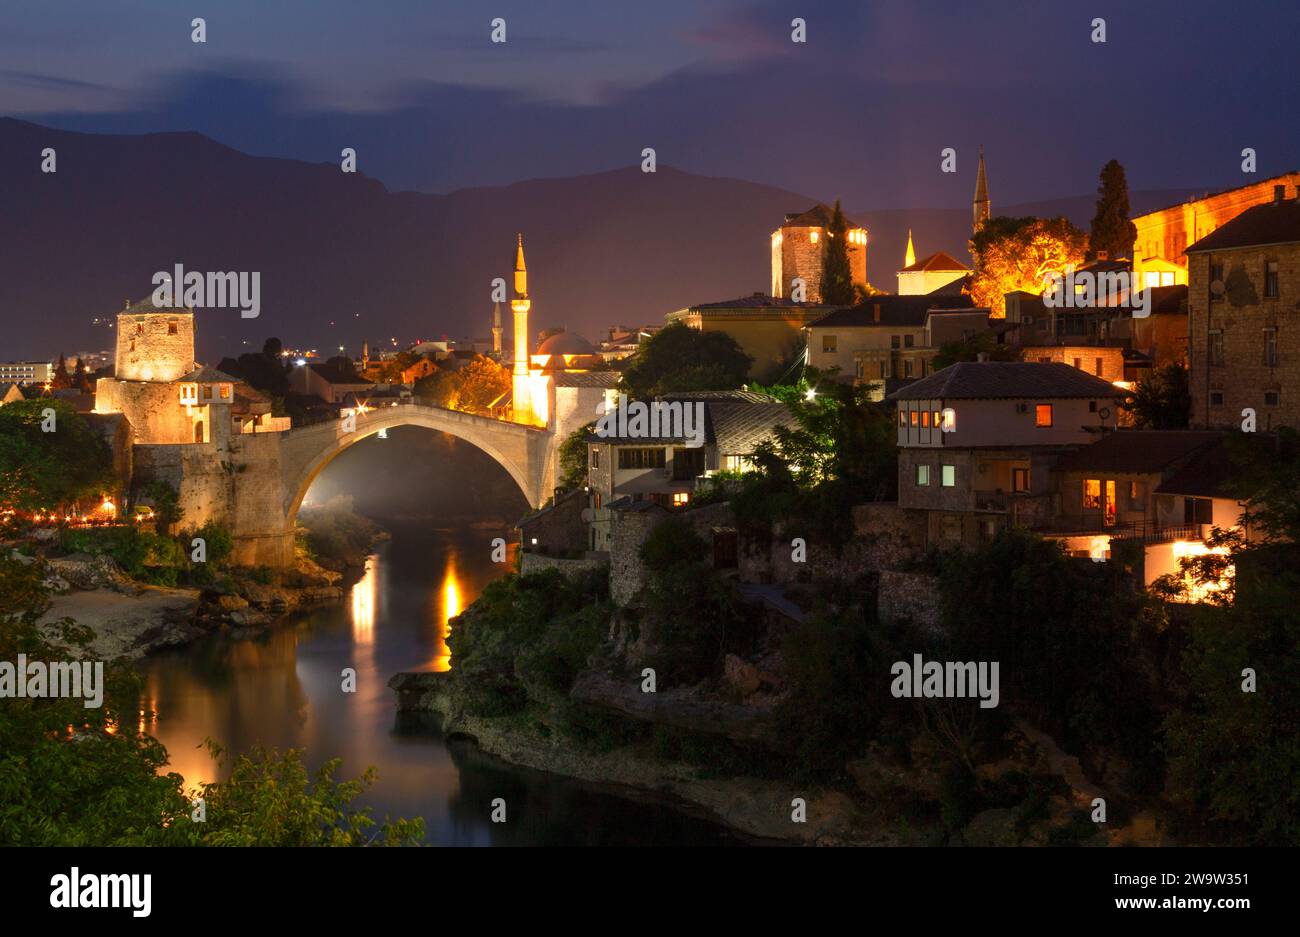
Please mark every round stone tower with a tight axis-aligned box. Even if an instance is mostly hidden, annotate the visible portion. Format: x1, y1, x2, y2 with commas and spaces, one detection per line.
114, 296, 195, 383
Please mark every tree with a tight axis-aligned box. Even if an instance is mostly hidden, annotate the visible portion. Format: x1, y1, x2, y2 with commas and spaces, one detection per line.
262, 337, 283, 360
555, 422, 595, 493
1088, 159, 1137, 261
0, 400, 116, 516
71, 357, 92, 393
620, 322, 752, 399
1123, 362, 1191, 429
931, 331, 1019, 370
819, 199, 855, 305
50, 353, 71, 390
413, 355, 509, 415
969, 216, 1088, 317
324, 355, 360, 380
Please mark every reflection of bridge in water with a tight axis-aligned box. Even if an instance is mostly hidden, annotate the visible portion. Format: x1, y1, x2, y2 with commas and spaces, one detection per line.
227, 399, 557, 568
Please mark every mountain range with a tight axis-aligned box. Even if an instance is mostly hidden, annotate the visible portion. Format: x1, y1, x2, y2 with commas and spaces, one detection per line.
1, 118, 1197, 362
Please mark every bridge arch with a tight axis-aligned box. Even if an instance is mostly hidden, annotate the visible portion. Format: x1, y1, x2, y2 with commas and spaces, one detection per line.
277, 402, 554, 527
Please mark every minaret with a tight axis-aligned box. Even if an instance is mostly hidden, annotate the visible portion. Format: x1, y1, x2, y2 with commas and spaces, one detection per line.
972, 146, 990, 233
904, 229, 916, 268
510, 233, 533, 423
491, 301, 503, 357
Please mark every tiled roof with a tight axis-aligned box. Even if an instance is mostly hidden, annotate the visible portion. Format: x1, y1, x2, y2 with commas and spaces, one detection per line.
124, 295, 191, 315
901, 251, 970, 273
781, 204, 863, 230
692, 293, 827, 310
1185, 197, 1300, 253
1054, 430, 1224, 475
808, 294, 976, 329
308, 362, 371, 385
181, 366, 239, 383
552, 371, 622, 388
1155, 438, 1238, 499
662, 389, 778, 403
588, 398, 796, 452
887, 361, 1123, 401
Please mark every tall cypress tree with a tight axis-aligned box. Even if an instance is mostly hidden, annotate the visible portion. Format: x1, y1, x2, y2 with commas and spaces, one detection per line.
1088, 160, 1137, 261
819, 200, 855, 305
51, 353, 71, 389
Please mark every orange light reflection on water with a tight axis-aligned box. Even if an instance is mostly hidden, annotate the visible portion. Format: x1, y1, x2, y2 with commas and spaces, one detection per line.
351, 556, 377, 644
432, 561, 462, 672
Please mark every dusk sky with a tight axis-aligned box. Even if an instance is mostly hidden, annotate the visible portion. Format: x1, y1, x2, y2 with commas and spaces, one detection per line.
5, 0, 1298, 207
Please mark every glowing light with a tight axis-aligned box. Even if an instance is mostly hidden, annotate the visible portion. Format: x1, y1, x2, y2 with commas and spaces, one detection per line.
432, 563, 462, 673
804, 388, 817, 401
809, 230, 820, 244
1170, 540, 1234, 602
295, 358, 306, 366
350, 557, 377, 644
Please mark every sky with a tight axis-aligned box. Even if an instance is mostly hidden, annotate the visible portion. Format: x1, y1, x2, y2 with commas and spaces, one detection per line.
4, 0, 1299, 208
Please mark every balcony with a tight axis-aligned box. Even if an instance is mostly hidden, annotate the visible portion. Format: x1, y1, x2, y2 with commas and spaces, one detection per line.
1043, 519, 1202, 545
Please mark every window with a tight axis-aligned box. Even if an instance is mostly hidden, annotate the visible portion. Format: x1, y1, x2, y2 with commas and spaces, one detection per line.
1184, 497, 1212, 525
855, 360, 864, 378
128, 340, 135, 352
921, 410, 931, 428
903, 359, 914, 378
1209, 331, 1224, 366
617, 447, 666, 470
1089, 400, 1098, 412
916, 464, 931, 486
1209, 390, 1224, 406
1072, 357, 1081, 370
1265, 261, 1279, 298
941, 408, 956, 432
1011, 468, 1030, 492
891, 335, 901, 349
1083, 479, 1102, 511
1129, 480, 1143, 507
1265, 390, 1281, 407
136, 321, 144, 334
909, 410, 919, 427
1094, 357, 1104, 376
941, 465, 955, 487
1264, 328, 1278, 367
1210, 262, 1225, 300
932, 409, 941, 428
898, 410, 907, 428
219, 384, 230, 399
168, 320, 178, 335
672, 491, 690, 507
940, 515, 962, 542
591, 449, 600, 469
1034, 404, 1053, 427
822, 334, 838, 354
202, 385, 212, 400
672, 447, 706, 480
904, 334, 914, 348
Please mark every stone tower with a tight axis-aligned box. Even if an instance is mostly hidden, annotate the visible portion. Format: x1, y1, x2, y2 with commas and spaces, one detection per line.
973, 146, 991, 234
114, 296, 196, 383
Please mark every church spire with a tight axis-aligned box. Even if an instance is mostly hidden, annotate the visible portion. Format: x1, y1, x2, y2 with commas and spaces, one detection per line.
904, 229, 916, 268
973, 146, 990, 233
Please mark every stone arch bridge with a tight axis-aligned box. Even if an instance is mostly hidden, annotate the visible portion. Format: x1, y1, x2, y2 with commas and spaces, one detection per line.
223, 400, 556, 568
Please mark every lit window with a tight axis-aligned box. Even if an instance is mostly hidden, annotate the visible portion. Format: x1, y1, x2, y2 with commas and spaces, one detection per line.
219, 385, 230, 399
810, 230, 819, 244
1035, 404, 1053, 427
941, 465, 955, 487
909, 410, 919, 427
932, 409, 941, 427
1094, 357, 1103, 376
941, 408, 956, 432
591, 449, 600, 469
898, 410, 907, 428
921, 410, 930, 428
1144, 272, 1160, 289
168, 320, 178, 335
1012, 468, 1030, 492
1083, 479, 1102, 510
672, 491, 690, 507
822, 335, 838, 354
916, 465, 930, 486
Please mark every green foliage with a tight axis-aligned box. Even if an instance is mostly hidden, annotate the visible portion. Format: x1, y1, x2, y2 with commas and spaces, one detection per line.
931, 331, 1019, 370
0, 554, 421, 846
819, 199, 855, 305
1088, 159, 1138, 261
449, 568, 611, 717
58, 521, 234, 586
140, 479, 183, 533
555, 422, 595, 494
775, 607, 889, 782
619, 322, 752, 399
0, 400, 116, 514
936, 529, 1163, 774
297, 495, 381, 567
1123, 362, 1191, 429
728, 369, 896, 548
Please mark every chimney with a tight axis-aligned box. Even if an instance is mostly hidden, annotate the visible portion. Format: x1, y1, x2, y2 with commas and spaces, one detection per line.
873, 304, 881, 323
1274, 184, 1286, 203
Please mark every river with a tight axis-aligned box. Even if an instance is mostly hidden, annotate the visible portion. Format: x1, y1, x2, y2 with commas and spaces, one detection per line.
136, 518, 742, 846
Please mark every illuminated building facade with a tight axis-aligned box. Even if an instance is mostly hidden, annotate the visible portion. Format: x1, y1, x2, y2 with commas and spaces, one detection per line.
770, 204, 868, 302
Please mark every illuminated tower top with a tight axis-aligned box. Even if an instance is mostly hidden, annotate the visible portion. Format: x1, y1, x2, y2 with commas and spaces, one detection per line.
904, 229, 916, 268
513, 233, 528, 300
973, 146, 990, 233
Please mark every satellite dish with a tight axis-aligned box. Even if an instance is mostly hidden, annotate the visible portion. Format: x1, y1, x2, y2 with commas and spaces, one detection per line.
1099, 407, 1111, 420
1210, 279, 1225, 295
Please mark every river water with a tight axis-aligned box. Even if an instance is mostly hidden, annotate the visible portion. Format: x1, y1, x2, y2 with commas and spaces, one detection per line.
136, 519, 741, 845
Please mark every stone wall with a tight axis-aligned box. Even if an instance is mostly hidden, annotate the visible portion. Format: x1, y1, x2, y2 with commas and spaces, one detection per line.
877, 569, 944, 635
1189, 242, 1300, 430
115, 311, 196, 383
519, 487, 589, 554
520, 552, 608, 578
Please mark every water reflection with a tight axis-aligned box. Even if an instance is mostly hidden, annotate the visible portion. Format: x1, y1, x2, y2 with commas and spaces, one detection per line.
432, 559, 461, 672
351, 557, 377, 645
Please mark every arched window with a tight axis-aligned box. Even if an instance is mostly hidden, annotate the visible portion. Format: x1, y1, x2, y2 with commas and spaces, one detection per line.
194, 421, 205, 443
